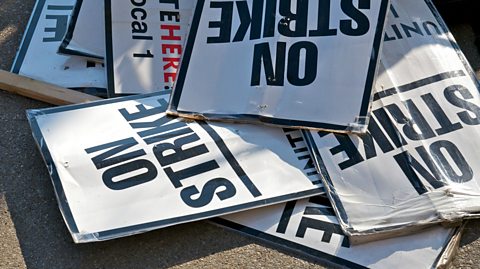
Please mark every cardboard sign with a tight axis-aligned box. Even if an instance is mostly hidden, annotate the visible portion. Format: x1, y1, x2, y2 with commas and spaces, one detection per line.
167, 0, 390, 132
216, 196, 459, 269
305, 0, 480, 243
11, 0, 107, 91
58, 0, 105, 61
27, 92, 323, 242
105, 0, 195, 96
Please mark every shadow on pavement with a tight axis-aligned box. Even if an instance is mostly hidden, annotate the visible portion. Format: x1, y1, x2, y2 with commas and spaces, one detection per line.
2, 0, 480, 268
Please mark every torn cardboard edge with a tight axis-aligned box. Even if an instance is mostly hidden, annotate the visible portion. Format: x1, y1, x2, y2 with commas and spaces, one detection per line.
165, 110, 371, 134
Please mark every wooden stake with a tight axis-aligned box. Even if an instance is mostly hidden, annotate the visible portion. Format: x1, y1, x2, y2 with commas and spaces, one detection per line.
0, 70, 102, 105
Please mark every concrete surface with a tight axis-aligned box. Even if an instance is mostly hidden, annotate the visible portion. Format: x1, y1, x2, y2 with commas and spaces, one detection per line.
1, 1, 480, 268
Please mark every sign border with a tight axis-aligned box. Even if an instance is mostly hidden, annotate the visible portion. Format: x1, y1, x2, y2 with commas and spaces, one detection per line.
11, 0, 47, 73
104, 0, 118, 98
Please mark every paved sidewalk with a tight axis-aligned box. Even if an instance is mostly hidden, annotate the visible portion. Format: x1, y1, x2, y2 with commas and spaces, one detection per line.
1, 1, 479, 268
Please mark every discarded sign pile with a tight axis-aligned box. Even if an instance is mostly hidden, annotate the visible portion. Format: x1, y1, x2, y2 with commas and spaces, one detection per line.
6, 0, 480, 267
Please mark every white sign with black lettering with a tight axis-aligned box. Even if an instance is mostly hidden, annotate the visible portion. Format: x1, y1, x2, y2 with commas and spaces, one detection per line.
11, 0, 106, 91
27, 92, 323, 243
58, 0, 105, 61
216, 197, 458, 269
167, 0, 389, 132
105, 0, 195, 96
305, 0, 480, 243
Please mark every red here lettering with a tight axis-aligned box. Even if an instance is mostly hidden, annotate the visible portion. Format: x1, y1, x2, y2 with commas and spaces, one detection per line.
163, 57, 180, 70
162, 44, 182, 54
164, 72, 177, 84
160, 25, 181, 40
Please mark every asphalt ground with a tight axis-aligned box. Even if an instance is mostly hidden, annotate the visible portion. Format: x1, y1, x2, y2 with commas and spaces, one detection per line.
1, 1, 480, 268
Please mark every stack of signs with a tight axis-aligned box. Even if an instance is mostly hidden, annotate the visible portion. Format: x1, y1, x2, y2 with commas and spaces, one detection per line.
15, 0, 480, 267
304, 0, 480, 243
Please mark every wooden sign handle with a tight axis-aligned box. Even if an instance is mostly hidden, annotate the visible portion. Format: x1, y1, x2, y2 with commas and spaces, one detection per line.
0, 70, 102, 105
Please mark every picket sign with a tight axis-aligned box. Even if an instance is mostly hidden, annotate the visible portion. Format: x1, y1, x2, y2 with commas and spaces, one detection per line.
105, 0, 195, 96
305, 0, 480, 243
11, 0, 107, 92
27, 92, 323, 242
216, 196, 461, 269
58, 0, 105, 61
167, 0, 390, 132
